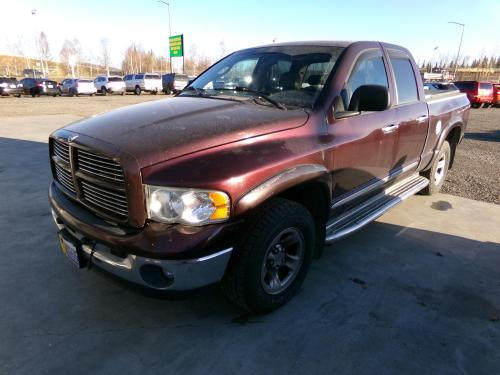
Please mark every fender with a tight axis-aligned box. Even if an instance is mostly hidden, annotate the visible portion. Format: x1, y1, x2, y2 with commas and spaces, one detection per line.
425, 120, 465, 171
234, 164, 332, 216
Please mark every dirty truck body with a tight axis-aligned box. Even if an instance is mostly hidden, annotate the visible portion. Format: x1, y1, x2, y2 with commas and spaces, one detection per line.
49, 41, 469, 313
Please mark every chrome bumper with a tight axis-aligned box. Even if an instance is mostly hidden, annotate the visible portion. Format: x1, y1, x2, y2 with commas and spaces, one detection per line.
52, 210, 233, 291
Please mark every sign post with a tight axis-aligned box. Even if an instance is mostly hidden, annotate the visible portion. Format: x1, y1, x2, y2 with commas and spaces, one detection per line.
169, 34, 184, 74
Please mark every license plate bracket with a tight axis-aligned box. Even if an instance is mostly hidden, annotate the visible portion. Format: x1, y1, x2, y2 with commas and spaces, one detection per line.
58, 232, 86, 268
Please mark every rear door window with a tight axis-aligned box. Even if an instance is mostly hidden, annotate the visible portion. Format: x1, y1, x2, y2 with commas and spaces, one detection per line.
389, 56, 418, 104
134, 74, 144, 79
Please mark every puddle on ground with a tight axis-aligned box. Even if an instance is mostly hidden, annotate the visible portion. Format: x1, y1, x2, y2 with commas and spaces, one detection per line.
431, 201, 453, 211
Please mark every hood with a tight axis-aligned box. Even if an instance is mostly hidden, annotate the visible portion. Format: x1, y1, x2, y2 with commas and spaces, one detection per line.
64, 97, 309, 167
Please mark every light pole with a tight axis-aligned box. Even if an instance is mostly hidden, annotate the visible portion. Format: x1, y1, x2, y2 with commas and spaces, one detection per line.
31, 9, 45, 77
448, 21, 465, 79
429, 46, 439, 73
157, 0, 173, 73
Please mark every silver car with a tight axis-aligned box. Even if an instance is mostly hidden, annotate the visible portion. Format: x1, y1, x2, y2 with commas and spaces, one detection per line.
60, 78, 97, 96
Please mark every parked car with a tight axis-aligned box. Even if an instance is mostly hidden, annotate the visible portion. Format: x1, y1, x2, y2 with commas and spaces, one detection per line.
20, 78, 60, 97
423, 81, 458, 92
454, 80, 494, 108
493, 84, 500, 107
60, 78, 97, 96
124, 73, 162, 95
94, 76, 125, 95
162, 73, 190, 94
0, 77, 23, 97
49, 41, 469, 313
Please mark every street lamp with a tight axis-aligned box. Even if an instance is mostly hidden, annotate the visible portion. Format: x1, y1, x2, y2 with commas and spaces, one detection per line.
429, 46, 439, 73
448, 21, 465, 79
157, 0, 173, 73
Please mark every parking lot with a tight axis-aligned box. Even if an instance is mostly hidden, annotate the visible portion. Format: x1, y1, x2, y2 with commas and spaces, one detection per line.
1, 97, 500, 374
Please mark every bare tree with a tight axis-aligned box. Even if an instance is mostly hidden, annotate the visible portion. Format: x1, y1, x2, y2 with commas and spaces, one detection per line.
100, 38, 111, 75
38, 32, 51, 76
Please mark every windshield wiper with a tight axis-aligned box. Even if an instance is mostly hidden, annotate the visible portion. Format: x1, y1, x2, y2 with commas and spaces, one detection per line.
181, 86, 207, 97
234, 87, 286, 110
214, 87, 286, 110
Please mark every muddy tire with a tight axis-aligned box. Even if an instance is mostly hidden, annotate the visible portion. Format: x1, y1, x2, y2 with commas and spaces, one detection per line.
221, 198, 315, 314
420, 141, 451, 195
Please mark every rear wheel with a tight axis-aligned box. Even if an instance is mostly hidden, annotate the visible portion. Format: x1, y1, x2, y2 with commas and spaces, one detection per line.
69, 89, 75, 97
101, 86, 107, 96
420, 140, 451, 195
30, 88, 36, 97
222, 198, 315, 314
135, 86, 141, 95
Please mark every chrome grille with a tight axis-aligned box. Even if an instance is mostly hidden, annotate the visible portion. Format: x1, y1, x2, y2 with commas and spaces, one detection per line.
50, 138, 129, 222
54, 163, 75, 193
77, 149, 124, 182
80, 181, 128, 218
53, 139, 70, 164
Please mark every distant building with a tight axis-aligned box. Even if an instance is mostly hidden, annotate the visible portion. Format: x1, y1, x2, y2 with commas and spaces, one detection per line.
23, 69, 44, 78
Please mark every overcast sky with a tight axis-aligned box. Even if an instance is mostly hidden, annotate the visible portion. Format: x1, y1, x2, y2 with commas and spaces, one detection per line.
2, 0, 499, 68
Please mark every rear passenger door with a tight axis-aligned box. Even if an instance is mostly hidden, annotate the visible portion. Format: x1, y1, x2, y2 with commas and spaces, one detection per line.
386, 49, 429, 170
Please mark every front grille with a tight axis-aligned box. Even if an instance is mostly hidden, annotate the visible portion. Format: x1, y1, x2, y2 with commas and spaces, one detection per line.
80, 181, 128, 218
77, 149, 125, 182
50, 138, 129, 222
53, 139, 70, 164
54, 163, 75, 193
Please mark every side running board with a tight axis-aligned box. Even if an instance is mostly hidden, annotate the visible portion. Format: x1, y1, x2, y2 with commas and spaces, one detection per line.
325, 174, 429, 243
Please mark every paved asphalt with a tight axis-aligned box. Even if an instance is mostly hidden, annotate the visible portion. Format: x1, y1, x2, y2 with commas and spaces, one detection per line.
1, 115, 500, 375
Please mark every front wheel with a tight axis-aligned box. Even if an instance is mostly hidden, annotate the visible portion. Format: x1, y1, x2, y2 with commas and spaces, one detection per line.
420, 140, 451, 195
101, 86, 107, 96
222, 198, 315, 314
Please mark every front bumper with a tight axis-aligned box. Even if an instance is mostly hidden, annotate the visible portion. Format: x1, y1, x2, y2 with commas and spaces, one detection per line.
52, 209, 233, 290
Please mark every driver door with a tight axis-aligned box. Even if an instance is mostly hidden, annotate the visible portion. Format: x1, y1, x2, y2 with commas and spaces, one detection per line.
328, 48, 398, 199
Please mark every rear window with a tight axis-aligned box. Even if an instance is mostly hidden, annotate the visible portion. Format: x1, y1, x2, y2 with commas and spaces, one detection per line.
108, 77, 124, 82
44, 80, 57, 85
390, 57, 418, 104
479, 83, 493, 90
145, 74, 160, 79
0, 77, 17, 83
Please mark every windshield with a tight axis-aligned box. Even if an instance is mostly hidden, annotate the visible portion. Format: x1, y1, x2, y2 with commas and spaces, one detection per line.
183, 45, 345, 109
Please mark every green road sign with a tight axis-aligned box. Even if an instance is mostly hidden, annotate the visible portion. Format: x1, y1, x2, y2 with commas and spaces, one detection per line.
169, 34, 184, 57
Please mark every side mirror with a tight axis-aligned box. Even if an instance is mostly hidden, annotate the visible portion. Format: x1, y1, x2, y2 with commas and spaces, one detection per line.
348, 85, 389, 112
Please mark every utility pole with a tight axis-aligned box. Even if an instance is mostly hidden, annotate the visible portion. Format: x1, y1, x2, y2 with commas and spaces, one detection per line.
158, 1, 173, 73
448, 21, 465, 80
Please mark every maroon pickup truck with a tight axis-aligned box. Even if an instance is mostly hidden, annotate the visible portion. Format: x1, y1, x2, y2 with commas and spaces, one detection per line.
49, 41, 469, 313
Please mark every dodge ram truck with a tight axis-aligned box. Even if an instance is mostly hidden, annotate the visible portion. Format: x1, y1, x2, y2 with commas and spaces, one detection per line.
49, 41, 470, 313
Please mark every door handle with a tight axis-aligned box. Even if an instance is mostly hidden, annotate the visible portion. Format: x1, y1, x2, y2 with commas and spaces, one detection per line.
382, 124, 399, 134
416, 115, 429, 123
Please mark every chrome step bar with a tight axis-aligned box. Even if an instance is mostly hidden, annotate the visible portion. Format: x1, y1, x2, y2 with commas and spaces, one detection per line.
325, 174, 429, 243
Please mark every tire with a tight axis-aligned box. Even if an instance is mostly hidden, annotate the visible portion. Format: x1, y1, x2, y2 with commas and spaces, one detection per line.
121, 91, 125, 96
420, 140, 451, 195
152, 90, 158, 95
222, 198, 315, 314
135, 86, 141, 95
165, 88, 171, 95
69, 89, 74, 97
30, 88, 36, 98
90, 93, 94, 97
101, 86, 107, 96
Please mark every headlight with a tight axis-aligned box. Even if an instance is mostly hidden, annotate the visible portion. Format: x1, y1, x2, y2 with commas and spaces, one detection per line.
145, 185, 230, 225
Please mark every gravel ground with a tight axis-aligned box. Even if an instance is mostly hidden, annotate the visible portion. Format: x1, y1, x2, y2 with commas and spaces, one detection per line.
442, 109, 500, 205
1, 95, 498, 204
